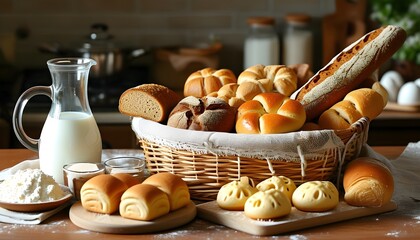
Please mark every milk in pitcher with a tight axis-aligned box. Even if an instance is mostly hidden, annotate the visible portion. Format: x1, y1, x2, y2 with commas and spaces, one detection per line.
39, 112, 102, 184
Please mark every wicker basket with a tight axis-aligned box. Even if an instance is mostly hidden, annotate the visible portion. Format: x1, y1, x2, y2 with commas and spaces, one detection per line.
133, 117, 369, 201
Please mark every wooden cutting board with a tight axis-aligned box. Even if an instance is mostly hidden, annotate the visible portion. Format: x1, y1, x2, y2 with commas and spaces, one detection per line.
69, 201, 196, 234
197, 200, 397, 236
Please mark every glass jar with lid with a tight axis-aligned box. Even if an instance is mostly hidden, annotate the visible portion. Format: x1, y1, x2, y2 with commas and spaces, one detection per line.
243, 17, 280, 69
283, 14, 313, 67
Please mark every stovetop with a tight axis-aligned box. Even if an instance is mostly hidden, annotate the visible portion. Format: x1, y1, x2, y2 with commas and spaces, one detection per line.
16, 66, 150, 113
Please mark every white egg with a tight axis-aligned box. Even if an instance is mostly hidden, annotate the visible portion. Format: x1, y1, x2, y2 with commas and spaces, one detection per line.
397, 82, 420, 105
415, 78, 420, 88
380, 71, 404, 102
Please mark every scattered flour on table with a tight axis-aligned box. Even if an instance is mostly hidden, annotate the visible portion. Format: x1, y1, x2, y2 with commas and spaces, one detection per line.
0, 168, 65, 203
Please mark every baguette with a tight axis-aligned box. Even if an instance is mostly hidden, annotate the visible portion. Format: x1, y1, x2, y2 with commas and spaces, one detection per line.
119, 83, 181, 123
292, 25, 406, 121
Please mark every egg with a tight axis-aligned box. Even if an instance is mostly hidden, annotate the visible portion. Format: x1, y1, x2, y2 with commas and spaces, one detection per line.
415, 78, 420, 88
380, 71, 404, 102
397, 82, 420, 105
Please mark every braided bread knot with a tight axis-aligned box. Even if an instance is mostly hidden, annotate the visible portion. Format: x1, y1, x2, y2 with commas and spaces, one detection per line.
184, 68, 237, 97
236, 92, 306, 134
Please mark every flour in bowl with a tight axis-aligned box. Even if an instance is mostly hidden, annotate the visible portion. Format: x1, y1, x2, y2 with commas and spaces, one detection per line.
0, 168, 65, 203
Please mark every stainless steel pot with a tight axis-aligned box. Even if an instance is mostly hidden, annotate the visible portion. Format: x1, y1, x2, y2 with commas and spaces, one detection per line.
39, 23, 148, 78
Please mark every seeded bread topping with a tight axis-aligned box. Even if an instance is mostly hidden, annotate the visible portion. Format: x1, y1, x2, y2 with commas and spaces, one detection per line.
0, 169, 65, 203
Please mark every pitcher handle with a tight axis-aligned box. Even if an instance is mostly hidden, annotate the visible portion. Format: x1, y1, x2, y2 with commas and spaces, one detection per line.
12, 86, 52, 151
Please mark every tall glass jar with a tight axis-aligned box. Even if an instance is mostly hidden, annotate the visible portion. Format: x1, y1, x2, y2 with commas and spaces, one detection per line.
244, 17, 279, 69
283, 14, 313, 67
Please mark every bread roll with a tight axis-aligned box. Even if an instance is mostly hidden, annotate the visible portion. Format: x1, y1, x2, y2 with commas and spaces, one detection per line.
142, 172, 190, 211
238, 64, 298, 97
80, 174, 127, 214
119, 184, 170, 221
112, 173, 141, 188
318, 88, 385, 130
236, 92, 306, 134
292, 25, 406, 121
210, 83, 245, 108
244, 189, 292, 220
217, 177, 257, 211
183, 68, 237, 97
118, 83, 181, 123
167, 96, 236, 132
292, 181, 339, 212
343, 157, 394, 207
256, 176, 296, 201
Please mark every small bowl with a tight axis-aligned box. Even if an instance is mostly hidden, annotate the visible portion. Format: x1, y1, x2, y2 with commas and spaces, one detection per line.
63, 162, 105, 200
103, 156, 146, 181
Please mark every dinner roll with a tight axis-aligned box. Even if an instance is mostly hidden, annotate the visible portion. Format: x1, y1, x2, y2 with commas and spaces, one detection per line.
318, 88, 385, 130
142, 172, 190, 211
120, 184, 170, 221
292, 181, 339, 212
216, 177, 257, 211
80, 174, 127, 214
236, 92, 306, 134
256, 176, 296, 201
167, 96, 236, 132
244, 189, 292, 220
343, 157, 394, 207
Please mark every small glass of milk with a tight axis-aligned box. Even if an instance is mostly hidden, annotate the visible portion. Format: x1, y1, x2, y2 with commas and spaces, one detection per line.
104, 157, 146, 182
63, 162, 105, 200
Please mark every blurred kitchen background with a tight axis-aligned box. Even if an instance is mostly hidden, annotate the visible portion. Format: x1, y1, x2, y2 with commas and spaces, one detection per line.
0, 0, 419, 149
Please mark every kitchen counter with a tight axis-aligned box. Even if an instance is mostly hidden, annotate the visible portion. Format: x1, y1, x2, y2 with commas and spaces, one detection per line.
1, 146, 419, 239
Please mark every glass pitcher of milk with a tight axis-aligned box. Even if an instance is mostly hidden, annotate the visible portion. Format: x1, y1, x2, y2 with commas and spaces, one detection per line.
13, 58, 102, 184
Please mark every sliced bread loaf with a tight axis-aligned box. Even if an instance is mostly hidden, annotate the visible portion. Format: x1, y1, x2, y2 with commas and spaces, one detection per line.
118, 84, 181, 122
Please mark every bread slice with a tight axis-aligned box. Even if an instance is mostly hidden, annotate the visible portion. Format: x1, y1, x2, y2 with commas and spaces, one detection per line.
118, 84, 181, 122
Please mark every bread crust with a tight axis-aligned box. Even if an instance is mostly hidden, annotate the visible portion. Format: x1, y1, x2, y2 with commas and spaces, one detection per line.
292, 25, 406, 121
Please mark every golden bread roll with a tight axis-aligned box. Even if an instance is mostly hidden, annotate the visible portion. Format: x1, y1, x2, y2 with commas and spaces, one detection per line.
236, 92, 306, 134
112, 173, 142, 188
343, 157, 394, 207
142, 172, 190, 211
293, 25, 406, 121
210, 83, 245, 108
80, 174, 127, 214
167, 96, 236, 132
238, 64, 298, 97
244, 189, 292, 220
318, 88, 385, 130
292, 181, 339, 212
256, 176, 296, 201
183, 68, 237, 97
118, 83, 181, 123
217, 177, 257, 211
119, 184, 170, 221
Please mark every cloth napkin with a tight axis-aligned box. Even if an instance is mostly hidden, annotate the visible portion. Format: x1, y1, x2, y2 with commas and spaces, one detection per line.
0, 159, 72, 225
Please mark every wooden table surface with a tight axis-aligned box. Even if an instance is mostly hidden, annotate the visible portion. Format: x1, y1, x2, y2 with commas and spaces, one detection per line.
0, 146, 418, 240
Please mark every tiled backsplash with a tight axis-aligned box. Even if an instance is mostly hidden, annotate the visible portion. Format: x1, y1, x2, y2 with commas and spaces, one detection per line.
0, 0, 335, 75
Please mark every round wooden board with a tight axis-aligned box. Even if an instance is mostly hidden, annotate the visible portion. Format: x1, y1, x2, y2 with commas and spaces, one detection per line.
69, 201, 196, 234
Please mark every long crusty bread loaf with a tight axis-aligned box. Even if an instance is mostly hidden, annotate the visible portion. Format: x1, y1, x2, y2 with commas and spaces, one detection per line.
119, 84, 181, 123
292, 25, 406, 121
